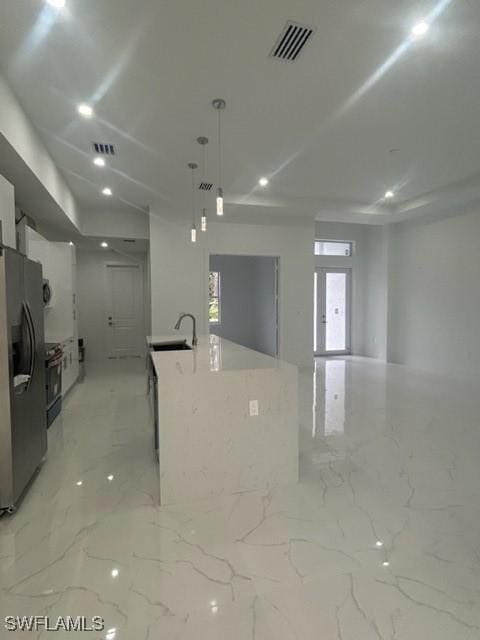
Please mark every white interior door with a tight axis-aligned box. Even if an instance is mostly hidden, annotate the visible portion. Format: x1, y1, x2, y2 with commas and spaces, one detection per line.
106, 264, 143, 358
314, 268, 351, 355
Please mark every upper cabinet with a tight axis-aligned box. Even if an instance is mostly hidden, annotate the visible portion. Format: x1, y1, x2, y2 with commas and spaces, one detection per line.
26, 227, 78, 344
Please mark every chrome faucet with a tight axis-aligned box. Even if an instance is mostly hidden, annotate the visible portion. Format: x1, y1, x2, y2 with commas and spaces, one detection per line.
174, 313, 198, 347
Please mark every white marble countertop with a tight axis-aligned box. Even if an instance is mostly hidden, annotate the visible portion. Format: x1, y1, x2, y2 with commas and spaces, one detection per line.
149, 334, 298, 504
148, 334, 292, 376
147, 335, 189, 346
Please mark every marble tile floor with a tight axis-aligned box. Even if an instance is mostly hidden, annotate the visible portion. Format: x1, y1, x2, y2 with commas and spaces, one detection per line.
1, 357, 480, 639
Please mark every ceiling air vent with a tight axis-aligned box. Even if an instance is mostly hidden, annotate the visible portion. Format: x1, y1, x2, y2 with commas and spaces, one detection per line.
123, 239, 136, 243
92, 142, 116, 156
270, 21, 316, 62
199, 182, 214, 191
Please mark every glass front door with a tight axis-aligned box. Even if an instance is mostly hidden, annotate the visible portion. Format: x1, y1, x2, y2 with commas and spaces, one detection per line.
314, 268, 351, 355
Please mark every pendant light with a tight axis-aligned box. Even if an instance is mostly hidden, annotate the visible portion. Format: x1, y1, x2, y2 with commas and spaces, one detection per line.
197, 136, 209, 232
212, 98, 226, 216
188, 162, 198, 243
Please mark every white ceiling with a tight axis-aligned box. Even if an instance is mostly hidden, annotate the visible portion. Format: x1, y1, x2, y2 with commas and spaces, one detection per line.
74, 237, 149, 255
0, 0, 479, 225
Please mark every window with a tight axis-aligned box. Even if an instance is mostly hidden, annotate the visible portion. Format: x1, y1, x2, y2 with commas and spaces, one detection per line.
209, 271, 221, 324
314, 240, 352, 256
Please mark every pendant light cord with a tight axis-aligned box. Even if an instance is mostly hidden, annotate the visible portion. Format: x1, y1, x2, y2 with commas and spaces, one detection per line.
202, 144, 207, 211
217, 108, 222, 188
191, 166, 195, 226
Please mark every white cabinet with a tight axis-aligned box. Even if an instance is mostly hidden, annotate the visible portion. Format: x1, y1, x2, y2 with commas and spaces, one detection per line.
26, 227, 79, 394
61, 336, 79, 396
26, 228, 77, 340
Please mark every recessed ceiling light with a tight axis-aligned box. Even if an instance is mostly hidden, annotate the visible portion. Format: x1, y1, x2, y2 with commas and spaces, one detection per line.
46, 0, 65, 8
69, 241, 74, 246
93, 157, 105, 167
385, 191, 394, 199
77, 103, 93, 118
101, 242, 109, 248
382, 560, 390, 567
107, 474, 114, 481
111, 568, 119, 578
411, 21, 429, 38
76, 480, 83, 486
259, 177, 269, 187
102, 187, 112, 196
375, 540, 384, 548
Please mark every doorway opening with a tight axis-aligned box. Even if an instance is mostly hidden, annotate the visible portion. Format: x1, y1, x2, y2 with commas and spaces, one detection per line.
314, 267, 351, 356
208, 255, 279, 357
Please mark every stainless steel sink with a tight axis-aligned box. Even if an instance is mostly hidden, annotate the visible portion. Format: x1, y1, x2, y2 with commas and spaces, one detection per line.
151, 340, 192, 352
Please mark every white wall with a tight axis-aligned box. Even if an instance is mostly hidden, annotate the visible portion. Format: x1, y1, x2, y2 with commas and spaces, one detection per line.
81, 208, 149, 239
77, 249, 149, 362
145, 247, 152, 338
0, 75, 80, 230
209, 255, 277, 356
318, 209, 480, 377
387, 207, 480, 377
150, 214, 314, 368
0, 175, 15, 249
253, 257, 278, 356
209, 255, 256, 349
363, 226, 389, 360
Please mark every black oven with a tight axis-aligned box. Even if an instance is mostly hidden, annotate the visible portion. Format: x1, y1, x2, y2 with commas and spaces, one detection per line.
45, 343, 63, 428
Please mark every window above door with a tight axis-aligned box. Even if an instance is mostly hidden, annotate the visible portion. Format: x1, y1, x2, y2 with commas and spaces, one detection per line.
314, 240, 352, 257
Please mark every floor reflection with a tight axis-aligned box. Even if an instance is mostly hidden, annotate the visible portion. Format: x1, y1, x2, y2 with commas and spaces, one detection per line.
324, 359, 346, 436
3, 357, 480, 637
209, 336, 222, 372
311, 358, 346, 438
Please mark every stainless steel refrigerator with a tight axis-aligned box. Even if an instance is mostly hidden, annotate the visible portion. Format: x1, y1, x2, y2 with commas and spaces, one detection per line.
0, 244, 47, 513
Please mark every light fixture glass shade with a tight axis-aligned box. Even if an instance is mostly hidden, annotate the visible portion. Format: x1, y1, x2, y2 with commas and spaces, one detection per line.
201, 209, 207, 232
216, 188, 224, 216
191, 225, 197, 243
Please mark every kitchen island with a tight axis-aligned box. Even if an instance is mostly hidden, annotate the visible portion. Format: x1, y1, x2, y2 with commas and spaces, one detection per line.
149, 334, 298, 505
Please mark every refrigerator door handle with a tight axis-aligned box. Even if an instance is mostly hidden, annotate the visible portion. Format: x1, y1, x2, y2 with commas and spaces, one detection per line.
22, 301, 36, 393
15, 303, 33, 396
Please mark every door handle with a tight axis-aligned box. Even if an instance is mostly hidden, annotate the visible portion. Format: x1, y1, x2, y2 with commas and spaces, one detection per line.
22, 302, 35, 392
